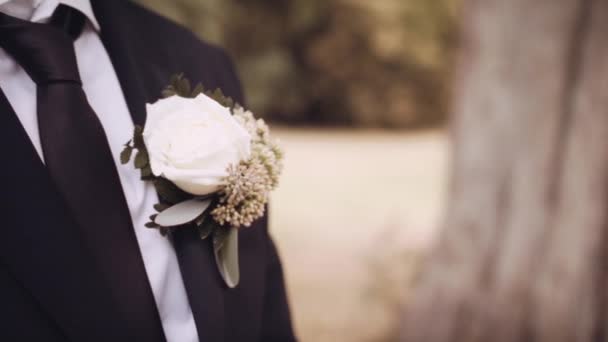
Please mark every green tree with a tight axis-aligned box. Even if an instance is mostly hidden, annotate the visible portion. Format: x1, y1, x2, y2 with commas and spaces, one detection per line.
137, 0, 459, 128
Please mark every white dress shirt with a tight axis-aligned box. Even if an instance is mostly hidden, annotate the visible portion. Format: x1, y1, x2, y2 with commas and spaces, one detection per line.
0, 1, 199, 341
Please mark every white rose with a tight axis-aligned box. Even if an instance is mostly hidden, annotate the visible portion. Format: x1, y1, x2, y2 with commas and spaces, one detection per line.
143, 94, 251, 196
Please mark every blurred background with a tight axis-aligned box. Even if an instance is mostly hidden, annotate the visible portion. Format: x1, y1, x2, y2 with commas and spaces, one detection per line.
136, 0, 460, 340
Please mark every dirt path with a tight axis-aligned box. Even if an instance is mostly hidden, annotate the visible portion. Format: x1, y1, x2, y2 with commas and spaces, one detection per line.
270, 128, 449, 341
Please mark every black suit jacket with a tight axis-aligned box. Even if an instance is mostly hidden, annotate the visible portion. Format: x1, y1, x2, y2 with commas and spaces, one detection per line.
0, 0, 295, 341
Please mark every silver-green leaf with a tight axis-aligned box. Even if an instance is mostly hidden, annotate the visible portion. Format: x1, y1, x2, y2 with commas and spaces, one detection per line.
154, 199, 212, 227
213, 227, 240, 288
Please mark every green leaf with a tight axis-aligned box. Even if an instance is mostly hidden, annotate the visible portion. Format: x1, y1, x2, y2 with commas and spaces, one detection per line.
169, 73, 181, 86
177, 77, 191, 97
206, 88, 235, 108
133, 125, 145, 149
213, 227, 240, 288
225, 97, 235, 108
154, 203, 171, 212
191, 83, 205, 97
212, 226, 230, 251
154, 178, 190, 204
145, 221, 160, 229
162, 88, 176, 98
140, 164, 153, 178
134, 149, 148, 169
120, 146, 133, 165
208, 89, 222, 104
165, 75, 236, 107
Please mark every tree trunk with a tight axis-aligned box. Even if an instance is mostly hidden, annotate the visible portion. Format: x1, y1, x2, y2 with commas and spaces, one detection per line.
401, 0, 608, 341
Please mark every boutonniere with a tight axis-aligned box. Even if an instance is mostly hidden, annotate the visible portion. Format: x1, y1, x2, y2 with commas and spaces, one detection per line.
121, 74, 283, 288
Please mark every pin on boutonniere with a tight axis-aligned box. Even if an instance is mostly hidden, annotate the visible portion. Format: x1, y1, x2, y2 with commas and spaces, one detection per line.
121, 74, 283, 288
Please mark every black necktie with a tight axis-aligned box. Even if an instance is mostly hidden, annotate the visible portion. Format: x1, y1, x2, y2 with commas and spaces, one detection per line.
0, 7, 166, 341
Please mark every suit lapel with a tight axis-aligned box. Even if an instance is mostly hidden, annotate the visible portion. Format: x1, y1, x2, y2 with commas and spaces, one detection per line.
91, 1, 227, 340
173, 228, 227, 341
0, 91, 134, 342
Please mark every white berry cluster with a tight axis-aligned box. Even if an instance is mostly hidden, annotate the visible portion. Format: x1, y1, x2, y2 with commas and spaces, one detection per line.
211, 108, 284, 227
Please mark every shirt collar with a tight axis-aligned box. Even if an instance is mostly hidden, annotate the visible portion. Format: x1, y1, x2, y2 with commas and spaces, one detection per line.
0, 0, 100, 31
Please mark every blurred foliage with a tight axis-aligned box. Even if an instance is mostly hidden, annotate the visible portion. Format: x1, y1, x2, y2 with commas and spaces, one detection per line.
136, 0, 460, 128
